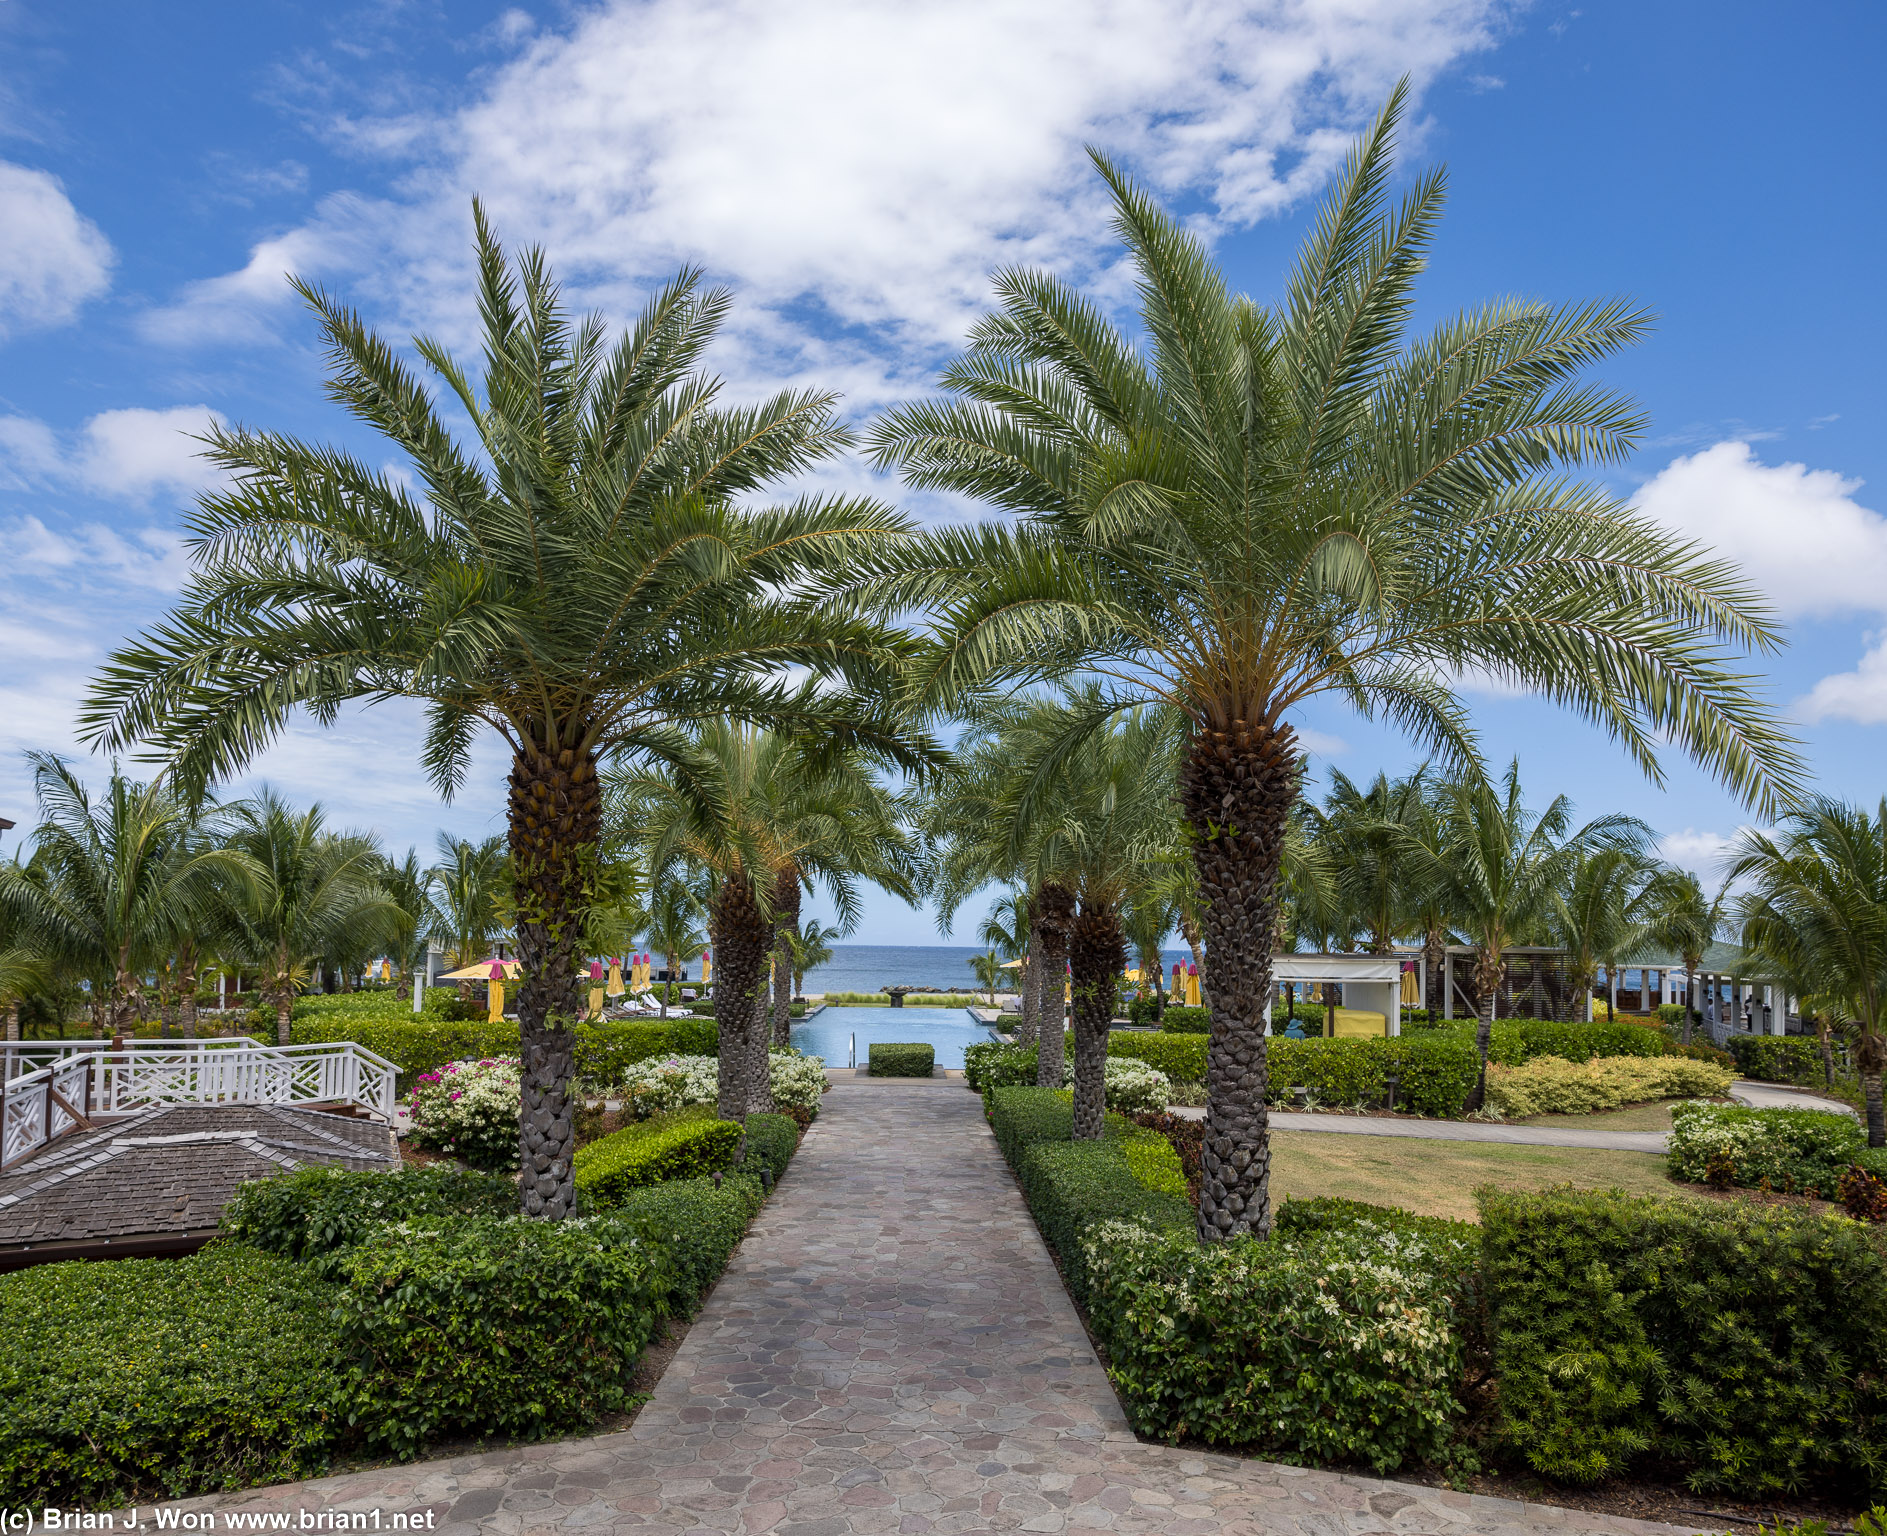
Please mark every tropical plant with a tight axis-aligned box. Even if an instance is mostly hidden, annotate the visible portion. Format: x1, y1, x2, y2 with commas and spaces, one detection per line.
1551, 846, 1652, 1023
870, 90, 1798, 1233
224, 792, 401, 1044
378, 847, 431, 987
643, 874, 708, 1018
1637, 865, 1732, 1043
1730, 797, 1887, 1146
1313, 768, 1433, 954
970, 948, 1005, 1006
426, 834, 511, 974
0, 755, 247, 1037
80, 209, 925, 1218
788, 917, 838, 998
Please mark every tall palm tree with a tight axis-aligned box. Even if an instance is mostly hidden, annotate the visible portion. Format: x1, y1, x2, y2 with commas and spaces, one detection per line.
1121, 889, 1177, 1018
1730, 798, 1887, 1146
644, 873, 708, 1018
1315, 768, 1431, 955
625, 717, 923, 1116
379, 847, 432, 987
869, 90, 1798, 1236
0, 756, 245, 1038
1638, 866, 1732, 1042
427, 833, 511, 975
1441, 762, 1648, 1106
81, 209, 925, 1219
1552, 846, 1652, 1024
225, 792, 400, 1044
978, 888, 1030, 1023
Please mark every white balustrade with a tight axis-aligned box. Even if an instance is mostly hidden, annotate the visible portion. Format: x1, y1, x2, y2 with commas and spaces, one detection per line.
0, 1039, 395, 1168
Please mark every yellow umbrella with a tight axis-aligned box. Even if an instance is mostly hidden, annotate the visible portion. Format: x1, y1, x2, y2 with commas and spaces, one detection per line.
1400, 966, 1420, 1006
1186, 967, 1201, 1007
608, 958, 624, 996
999, 957, 1024, 968
701, 951, 712, 987
437, 957, 521, 981
380, 960, 392, 982
586, 960, 606, 1020
486, 961, 506, 1024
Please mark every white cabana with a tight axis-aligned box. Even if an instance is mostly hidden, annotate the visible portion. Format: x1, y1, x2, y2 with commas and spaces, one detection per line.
1269, 953, 1404, 1037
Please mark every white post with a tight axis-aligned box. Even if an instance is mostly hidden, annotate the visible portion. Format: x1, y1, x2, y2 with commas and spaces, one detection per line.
412, 969, 423, 1016
1608, 966, 1617, 1020
1443, 952, 1454, 1019
1661, 969, 1672, 1007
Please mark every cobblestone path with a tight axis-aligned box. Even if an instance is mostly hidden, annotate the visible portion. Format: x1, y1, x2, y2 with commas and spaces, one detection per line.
162, 1084, 1698, 1536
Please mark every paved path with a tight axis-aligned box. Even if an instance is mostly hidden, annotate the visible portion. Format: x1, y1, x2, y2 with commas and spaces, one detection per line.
158, 1085, 1698, 1536
1728, 1080, 1857, 1116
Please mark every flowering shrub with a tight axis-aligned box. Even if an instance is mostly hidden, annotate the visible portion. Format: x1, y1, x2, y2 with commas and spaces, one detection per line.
1081, 1213, 1470, 1473
1101, 1056, 1170, 1114
406, 1058, 522, 1171
1666, 1102, 1866, 1197
616, 1050, 827, 1122
1483, 1055, 1734, 1118
961, 1042, 1167, 1110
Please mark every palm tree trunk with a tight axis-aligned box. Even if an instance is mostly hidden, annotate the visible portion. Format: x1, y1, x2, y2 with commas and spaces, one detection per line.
506, 742, 600, 1221
1034, 884, 1075, 1088
5, 998, 18, 1042
1068, 903, 1124, 1140
1464, 949, 1502, 1112
770, 868, 799, 1048
1017, 937, 1039, 1047
710, 874, 771, 1118
1819, 1022, 1835, 1087
1181, 718, 1296, 1242
661, 950, 678, 1019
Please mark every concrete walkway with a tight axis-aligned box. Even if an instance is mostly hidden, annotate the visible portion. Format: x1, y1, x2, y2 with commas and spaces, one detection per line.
156, 1085, 1702, 1535
1728, 1080, 1857, 1116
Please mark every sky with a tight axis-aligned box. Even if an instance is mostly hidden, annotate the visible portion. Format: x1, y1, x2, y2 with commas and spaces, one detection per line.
1, 0, 1884, 946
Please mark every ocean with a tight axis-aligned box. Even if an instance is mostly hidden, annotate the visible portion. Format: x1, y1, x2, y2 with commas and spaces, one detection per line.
797, 943, 1201, 996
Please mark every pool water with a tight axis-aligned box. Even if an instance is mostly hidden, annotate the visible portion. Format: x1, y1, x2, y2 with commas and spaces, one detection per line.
790, 1005, 1001, 1069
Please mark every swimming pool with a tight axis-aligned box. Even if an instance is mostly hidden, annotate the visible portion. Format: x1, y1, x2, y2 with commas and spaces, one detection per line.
790, 1005, 1002, 1069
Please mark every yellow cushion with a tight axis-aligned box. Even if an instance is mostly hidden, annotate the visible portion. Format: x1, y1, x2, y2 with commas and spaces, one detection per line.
1331, 1008, 1387, 1038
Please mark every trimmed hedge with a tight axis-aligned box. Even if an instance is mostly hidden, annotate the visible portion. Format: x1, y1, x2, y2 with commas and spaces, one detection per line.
1408, 1016, 1671, 1066
868, 1041, 934, 1077
741, 1112, 799, 1184
573, 1106, 742, 1209
609, 1173, 765, 1308
1083, 1203, 1475, 1473
1105, 1031, 1481, 1117
330, 1215, 668, 1457
0, 1245, 343, 1505
1158, 1005, 1212, 1033
288, 1016, 717, 1089
1481, 1186, 1887, 1498
221, 1164, 517, 1265
1728, 1034, 1834, 1087
1666, 1102, 1867, 1197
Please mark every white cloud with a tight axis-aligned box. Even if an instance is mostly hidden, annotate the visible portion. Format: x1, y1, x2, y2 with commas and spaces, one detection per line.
0, 514, 188, 592
1633, 440, 1887, 620
0, 405, 224, 502
1294, 725, 1350, 758
1796, 633, 1887, 725
0, 160, 114, 338
141, 0, 1509, 395
1657, 827, 1737, 880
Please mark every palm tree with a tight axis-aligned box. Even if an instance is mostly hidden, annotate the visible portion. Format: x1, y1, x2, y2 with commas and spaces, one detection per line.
1315, 768, 1432, 955
1441, 763, 1648, 1106
1638, 866, 1732, 1042
1121, 889, 1177, 1019
427, 833, 511, 978
869, 90, 1798, 1236
626, 717, 923, 1117
644, 873, 708, 1018
970, 948, 1005, 1007
0, 756, 245, 1038
379, 847, 432, 988
1552, 847, 1652, 1024
1730, 799, 1887, 1146
80, 209, 925, 1219
978, 888, 1029, 1020
225, 792, 400, 1044
788, 918, 838, 998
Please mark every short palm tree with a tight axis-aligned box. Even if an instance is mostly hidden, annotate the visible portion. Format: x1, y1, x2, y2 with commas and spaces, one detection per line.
1315, 768, 1432, 955
225, 792, 400, 1044
978, 888, 1031, 1027
427, 834, 511, 974
1552, 846, 1652, 1023
788, 918, 838, 998
1638, 866, 1732, 1042
80, 209, 924, 1218
870, 88, 1799, 1235
970, 949, 1005, 1007
1442, 763, 1648, 1104
644, 873, 708, 1018
1730, 799, 1887, 1146
0, 755, 245, 1037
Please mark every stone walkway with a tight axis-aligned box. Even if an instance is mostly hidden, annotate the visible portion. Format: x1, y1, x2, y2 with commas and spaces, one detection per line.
159, 1085, 1700, 1536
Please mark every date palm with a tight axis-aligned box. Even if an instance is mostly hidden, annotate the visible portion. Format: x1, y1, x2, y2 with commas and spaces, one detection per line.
81, 209, 921, 1217
1638, 866, 1732, 1042
1730, 798, 1887, 1146
870, 87, 1799, 1236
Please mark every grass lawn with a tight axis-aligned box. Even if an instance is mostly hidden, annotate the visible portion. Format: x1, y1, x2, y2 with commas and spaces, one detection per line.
1513, 1098, 1687, 1134
1268, 1131, 1709, 1222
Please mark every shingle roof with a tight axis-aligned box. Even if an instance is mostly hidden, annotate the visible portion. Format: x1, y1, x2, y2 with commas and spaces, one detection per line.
0, 1103, 397, 1254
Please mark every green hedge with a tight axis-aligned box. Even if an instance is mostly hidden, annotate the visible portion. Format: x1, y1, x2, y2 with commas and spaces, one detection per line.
1666, 1102, 1868, 1197
1104, 1031, 1480, 1117
329, 1215, 668, 1457
740, 1112, 799, 1185
868, 1041, 934, 1076
288, 1016, 717, 1088
573, 1107, 742, 1209
1083, 1201, 1476, 1473
1728, 1034, 1835, 1087
609, 1173, 765, 1309
1405, 1016, 1669, 1065
0, 1244, 343, 1506
220, 1164, 517, 1265
1481, 1186, 1887, 1498
1158, 1005, 1211, 1033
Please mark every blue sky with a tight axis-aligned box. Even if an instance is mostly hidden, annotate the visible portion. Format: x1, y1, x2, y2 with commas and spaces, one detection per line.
2, 0, 1883, 944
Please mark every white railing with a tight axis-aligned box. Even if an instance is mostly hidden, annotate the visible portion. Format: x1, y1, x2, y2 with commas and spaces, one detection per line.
0, 1040, 396, 1169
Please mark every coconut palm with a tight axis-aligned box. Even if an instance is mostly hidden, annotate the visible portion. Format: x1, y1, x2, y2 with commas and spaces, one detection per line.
869, 89, 1798, 1235
379, 847, 432, 987
1314, 768, 1432, 955
1441, 762, 1648, 1106
788, 918, 838, 998
1121, 889, 1177, 1019
1638, 866, 1733, 1042
224, 792, 401, 1044
644, 873, 708, 1018
970, 948, 1005, 1007
427, 834, 511, 975
1730, 798, 1887, 1146
0, 755, 247, 1038
977, 888, 1030, 1023
80, 209, 925, 1219
1552, 846, 1653, 1023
